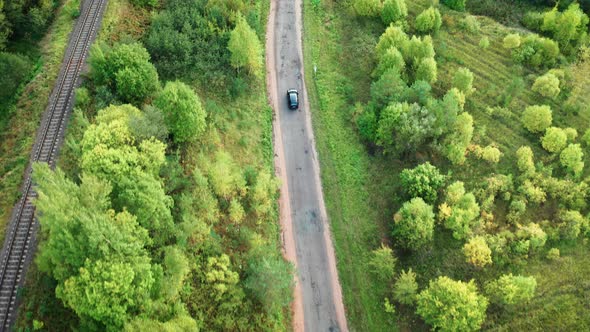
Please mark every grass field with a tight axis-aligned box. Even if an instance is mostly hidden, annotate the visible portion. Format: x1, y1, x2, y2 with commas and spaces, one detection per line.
0, 0, 79, 245
303, 0, 590, 330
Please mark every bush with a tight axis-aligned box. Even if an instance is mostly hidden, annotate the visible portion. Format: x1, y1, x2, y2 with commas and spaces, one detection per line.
541, 127, 568, 153
479, 36, 490, 49
512, 35, 559, 68
452, 67, 475, 95
459, 15, 480, 33
393, 269, 418, 305
516, 146, 535, 175
130, 0, 157, 7
393, 198, 435, 250
354, 0, 382, 17
532, 73, 560, 99
443, 0, 467, 11
503, 33, 521, 49
564, 127, 578, 142
546, 248, 560, 260
480, 146, 502, 164
583, 129, 590, 146
560, 144, 584, 177
417, 277, 488, 331
522, 105, 552, 133
369, 244, 397, 281
0, 52, 32, 106
415, 7, 442, 34
356, 107, 378, 142
415, 57, 437, 84
400, 162, 446, 203
381, 0, 408, 25
485, 274, 537, 305
463, 236, 492, 268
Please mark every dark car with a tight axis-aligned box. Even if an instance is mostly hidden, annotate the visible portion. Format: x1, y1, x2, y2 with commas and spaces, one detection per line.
287, 89, 299, 110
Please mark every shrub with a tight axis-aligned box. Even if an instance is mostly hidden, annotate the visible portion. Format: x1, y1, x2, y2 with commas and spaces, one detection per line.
356, 107, 378, 142
512, 35, 559, 68
393, 269, 418, 305
463, 236, 492, 268
452, 67, 475, 95
442, 0, 467, 11
354, 0, 382, 17
546, 248, 560, 260
522, 105, 552, 133
417, 277, 488, 331
393, 198, 435, 250
400, 162, 446, 203
532, 73, 560, 99
516, 222, 547, 250
0, 52, 32, 105
564, 127, 578, 142
560, 144, 584, 177
415, 57, 437, 84
415, 7, 442, 34
583, 129, 590, 146
130, 0, 157, 7
480, 146, 502, 164
459, 15, 480, 33
503, 33, 521, 49
542, 127, 568, 153
485, 274, 537, 305
381, 0, 408, 25
516, 146, 535, 176
369, 244, 397, 281
479, 36, 490, 49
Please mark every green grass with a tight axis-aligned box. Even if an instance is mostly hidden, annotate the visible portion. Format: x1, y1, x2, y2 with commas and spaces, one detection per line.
303, 0, 590, 330
302, 0, 398, 330
0, 0, 79, 245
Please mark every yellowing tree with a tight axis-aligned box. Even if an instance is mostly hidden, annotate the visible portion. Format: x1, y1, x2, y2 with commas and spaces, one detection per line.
463, 236, 492, 268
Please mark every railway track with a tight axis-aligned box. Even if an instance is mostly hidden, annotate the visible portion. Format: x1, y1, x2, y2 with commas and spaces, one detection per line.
0, 0, 107, 329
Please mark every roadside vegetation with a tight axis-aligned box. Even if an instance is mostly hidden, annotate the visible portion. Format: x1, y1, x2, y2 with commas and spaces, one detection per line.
16, 0, 292, 330
304, 0, 590, 330
0, 0, 82, 244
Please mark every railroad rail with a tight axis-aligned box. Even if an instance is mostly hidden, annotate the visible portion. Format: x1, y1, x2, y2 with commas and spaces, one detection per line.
0, 0, 107, 329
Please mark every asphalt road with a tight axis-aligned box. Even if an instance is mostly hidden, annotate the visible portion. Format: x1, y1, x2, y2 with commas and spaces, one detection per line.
269, 0, 349, 330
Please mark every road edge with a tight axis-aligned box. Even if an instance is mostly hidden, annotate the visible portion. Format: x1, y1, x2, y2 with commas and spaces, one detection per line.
265, 0, 305, 330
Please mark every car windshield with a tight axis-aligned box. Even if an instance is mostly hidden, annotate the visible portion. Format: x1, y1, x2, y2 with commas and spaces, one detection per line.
290, 93, 298, 104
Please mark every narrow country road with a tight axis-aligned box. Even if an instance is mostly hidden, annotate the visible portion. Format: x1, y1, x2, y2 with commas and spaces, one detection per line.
265, 0, 349, 330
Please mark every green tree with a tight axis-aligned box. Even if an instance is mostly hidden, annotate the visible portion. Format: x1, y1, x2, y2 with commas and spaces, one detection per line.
154, 81, 207, 144
228, 15, 263, 75
440, 182, 480, 240
512, 35, 559, 68
522, 105, 552, 133
485, 274, 536, 305
417, 277, 488, 332
532, 72, 560, 99
560, 143, 584, 177
564, 127, 578, 142
159, 246, 190, 301
443, 112, 474, 165
393, 269, 418, 305
381, 0, 407, 25
0, 0, 9, 50
376, 102, 436, 155
244, 255, 294, 313
206, 151, 247, 200
376, 25, 409, 58
463, 236, 492, 268
373, 46, 405, 78
400, 162, 446, 203
503, 33, 521, 49
442, 0, 467, 11
541, 127, 568, 153
369, 244, 397, 281
516, 146, 536, 176
0, 52, 32, 105
480, 145, 502, 164
130, 0, 157, 7
415, 57, 437, 84
125, 315, 199, 331
452, 67, 475, 95
393, 198, 435, 249
559, 210, 586, 240
247, 170, 280, 221
540, 3, 589, 54
32, 164, 154, 328
415, 7, 442, 34
354, 0, 382, 17
89, 42, 160, 104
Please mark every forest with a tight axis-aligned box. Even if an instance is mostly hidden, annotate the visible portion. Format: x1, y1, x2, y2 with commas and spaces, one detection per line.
303, 0, 590, 330
2, 0, 292, 330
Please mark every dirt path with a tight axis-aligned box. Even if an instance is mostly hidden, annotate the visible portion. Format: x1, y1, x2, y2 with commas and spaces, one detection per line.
265, 0, 348, 330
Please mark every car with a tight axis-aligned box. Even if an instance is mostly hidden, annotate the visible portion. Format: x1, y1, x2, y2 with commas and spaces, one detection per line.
287, 89, 299, 110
